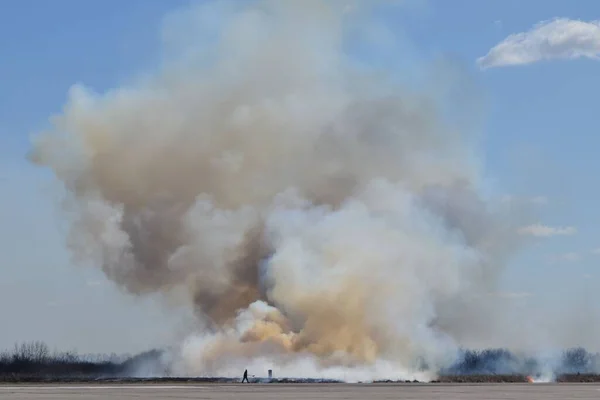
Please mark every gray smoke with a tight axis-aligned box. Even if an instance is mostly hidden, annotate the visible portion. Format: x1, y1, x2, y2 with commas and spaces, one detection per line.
30, 0, 526, 381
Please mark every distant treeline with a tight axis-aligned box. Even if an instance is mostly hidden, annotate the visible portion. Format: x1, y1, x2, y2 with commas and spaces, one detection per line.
0, 341, 168, 378
443, 347, 600, 376
1, 341, 599, 378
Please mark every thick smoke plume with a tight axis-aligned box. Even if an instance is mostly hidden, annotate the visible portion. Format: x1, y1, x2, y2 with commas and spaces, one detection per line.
30, 0, 522, 381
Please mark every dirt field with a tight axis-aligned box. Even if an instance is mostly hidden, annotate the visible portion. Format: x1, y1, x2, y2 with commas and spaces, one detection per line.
2, 383, 600, 399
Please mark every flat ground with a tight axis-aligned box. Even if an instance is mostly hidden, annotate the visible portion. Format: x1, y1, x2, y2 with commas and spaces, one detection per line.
1, 383, 600, 399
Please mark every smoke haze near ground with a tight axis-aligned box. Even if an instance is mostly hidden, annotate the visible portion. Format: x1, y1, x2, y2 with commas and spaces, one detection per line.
28, 0, 548, 381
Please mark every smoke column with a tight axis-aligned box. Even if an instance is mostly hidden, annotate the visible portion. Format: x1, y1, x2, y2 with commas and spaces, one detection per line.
30, 0, 522, 381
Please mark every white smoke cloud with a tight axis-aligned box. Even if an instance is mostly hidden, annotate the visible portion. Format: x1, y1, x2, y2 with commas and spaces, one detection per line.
478, 18, 600, 69
29, 0, 527, 380
518, 224, 577, 237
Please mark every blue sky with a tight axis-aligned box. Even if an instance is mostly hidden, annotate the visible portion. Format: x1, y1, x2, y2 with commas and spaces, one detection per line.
1, 0, 600, 353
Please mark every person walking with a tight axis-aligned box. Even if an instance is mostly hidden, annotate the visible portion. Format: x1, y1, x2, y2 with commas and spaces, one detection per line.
242, 369, 249, 383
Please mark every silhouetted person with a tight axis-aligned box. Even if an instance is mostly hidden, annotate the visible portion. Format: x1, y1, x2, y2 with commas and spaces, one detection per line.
242, 369, 249, 383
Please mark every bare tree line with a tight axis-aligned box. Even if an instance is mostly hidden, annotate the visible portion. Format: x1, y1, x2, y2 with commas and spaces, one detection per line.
0, 341, 166, 379
0, 341, 126, 364
1, 341, 599, 380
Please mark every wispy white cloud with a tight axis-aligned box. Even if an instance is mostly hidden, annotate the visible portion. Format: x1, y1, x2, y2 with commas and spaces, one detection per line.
560, 252, 581, 262
489, 291, 533, 299
501, 195, 548, 205
591, 248, 600, 255
86, 280, 105, 288
529, 196, 549, 205
518, 223, 577, 237
478, 18, 600, 69
547, 252, 582, 264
